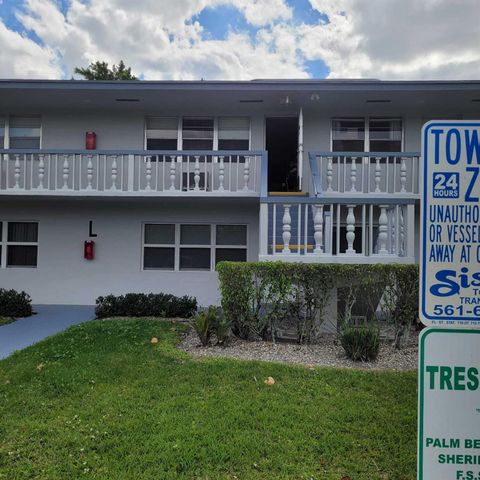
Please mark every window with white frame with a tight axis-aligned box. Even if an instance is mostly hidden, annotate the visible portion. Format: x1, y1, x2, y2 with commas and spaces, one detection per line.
0, 221, 39, 267
332, 118, 402, 152
143, 223, 247, 271
145, 117, 178, 150
145, 116, 250, 151
7, 116, 41, 149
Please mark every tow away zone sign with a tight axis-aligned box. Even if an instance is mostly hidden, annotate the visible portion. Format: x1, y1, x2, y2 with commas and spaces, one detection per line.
420, 121, 480, 327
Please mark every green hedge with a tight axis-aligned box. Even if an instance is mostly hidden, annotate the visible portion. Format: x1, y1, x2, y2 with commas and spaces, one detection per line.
216, 262, 419, 345
95, 293, 197, 319
0, 288, 33, 318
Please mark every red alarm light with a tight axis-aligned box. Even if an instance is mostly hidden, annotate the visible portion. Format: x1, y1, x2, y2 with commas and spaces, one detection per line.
86, 131, 96, 150
84, 241, 95, 260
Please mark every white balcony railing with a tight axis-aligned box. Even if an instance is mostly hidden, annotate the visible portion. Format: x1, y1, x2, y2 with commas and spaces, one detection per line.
309, 151, 420, 197
0, 149, 265, 196
259, 198, 416, 263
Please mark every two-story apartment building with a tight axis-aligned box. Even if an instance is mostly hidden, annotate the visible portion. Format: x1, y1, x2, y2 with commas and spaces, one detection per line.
0, 79, 479, 305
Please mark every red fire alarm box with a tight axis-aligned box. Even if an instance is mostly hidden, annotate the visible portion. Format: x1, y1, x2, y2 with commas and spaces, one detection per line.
84, 241, 95, 260
86, 131, 96, 150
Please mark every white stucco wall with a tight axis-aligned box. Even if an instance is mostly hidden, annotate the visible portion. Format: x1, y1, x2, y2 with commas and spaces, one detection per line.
0, 198, 259, 306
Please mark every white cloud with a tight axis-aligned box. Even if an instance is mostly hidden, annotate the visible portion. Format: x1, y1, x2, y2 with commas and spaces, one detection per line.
0, 0, 478, 80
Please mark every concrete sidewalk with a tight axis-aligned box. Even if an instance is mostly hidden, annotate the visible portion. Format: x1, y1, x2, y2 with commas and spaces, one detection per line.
0, 304, 95, 359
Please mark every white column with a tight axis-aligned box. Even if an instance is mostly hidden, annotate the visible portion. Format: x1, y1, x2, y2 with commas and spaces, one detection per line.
218, 156, 225, 191
13, 154, 21, 190
374, 157, 381, 193
62, 154, 69, 189
400, 157, 407, 193
243, 156, 250, 191
399, 205, 405, 256
86, 155, 93, 190
145, 155, 152, 191
110, 156, 118, 190
194, 156, 200, 191
377, 205, 389, 254
346, 205, 356, 255
406, 204, 415, 259
350, 157, 357, 192
326, 156, 333, 192
169, 155, 176, 191
38, 154, 45, 190
282, 204, 292, 254
313, 204, 324, 253
259, 203, 269, 256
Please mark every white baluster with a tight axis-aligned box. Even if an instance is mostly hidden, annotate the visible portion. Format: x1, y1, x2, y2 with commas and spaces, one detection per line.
13, 154, 21, 189
400, 157, 407, 193
399, 206, 405, 256
346, 205, 356, 255
350, 156, 357, 192
62, 154, 69, 189
86, 155, 93, 190
313, 205, 324, 253
110, 156, 118, 190
391, 209, 396, 254
38, 154, 45, 190
169, 155, 176, 190
282, 204, 292, 254
194, 156, 200, 191
145, 155, 152, 191
326, 156, 333, 192
378, 205, 389, 254
374, 157, 381, 192
218, 156, 225, 191
243, 156, 250, 191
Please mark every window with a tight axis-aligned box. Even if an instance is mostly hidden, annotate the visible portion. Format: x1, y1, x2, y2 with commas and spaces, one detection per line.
332, 118, 402, 152
0, 221, 38, 267
144, 116, 250, 151
142, 224, 247, 271
0, 116, 4, 148
182, 117, 214, 150
8, 116, 41, 149
218, 117, 250, 150
143, 224, 175, 269
145, 117, 178, 150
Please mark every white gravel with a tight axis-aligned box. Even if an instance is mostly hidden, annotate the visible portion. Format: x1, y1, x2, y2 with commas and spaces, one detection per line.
178, 327, 419, 371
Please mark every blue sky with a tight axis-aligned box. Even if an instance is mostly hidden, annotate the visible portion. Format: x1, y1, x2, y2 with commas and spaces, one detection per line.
0, 0, 478, 80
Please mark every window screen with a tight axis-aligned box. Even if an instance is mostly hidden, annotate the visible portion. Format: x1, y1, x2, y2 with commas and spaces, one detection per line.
146, 117, 178, 150
143, 223, 175, 270
9, 116, 41, 149
182, 118, 213, 150
0, 116, 4, 149
369, 119, 402, 152
218, 117, 250, 150
332, 118, 364, 152
6, 222, 38, 267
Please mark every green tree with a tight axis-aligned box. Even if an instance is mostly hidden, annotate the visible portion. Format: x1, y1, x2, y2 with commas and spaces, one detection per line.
74, 60, 137, 80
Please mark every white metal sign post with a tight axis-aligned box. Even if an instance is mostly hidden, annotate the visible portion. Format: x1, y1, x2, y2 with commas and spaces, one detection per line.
420, 121, 480, 327
418, 329, 480, 480
419, 121, 480, 480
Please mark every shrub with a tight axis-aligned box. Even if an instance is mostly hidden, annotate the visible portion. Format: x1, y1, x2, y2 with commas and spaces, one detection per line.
95, 293, 197, 319
216, 262, 419, 346
0, 288, 33, 318
340, 324, 380, 361
191, 306, 231, 346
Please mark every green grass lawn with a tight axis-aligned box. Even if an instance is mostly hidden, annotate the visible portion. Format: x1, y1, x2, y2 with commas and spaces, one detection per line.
0, 319, 417, 480
0, 317, 15, 326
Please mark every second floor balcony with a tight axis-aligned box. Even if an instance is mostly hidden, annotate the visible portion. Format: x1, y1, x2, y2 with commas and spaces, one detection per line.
0, 149, 265, 197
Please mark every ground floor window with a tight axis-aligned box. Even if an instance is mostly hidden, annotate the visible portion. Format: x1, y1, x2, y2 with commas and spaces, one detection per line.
143, 223, 247, 271
0, 221, 38, 267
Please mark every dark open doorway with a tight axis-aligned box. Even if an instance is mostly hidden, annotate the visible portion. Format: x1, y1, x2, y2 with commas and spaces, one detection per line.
265, 117, 298, 192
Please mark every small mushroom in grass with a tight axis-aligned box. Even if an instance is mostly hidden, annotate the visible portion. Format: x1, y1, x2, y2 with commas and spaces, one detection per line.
264, 376, 275, 385
150, 337, 159, 344
36, 363, 45, 371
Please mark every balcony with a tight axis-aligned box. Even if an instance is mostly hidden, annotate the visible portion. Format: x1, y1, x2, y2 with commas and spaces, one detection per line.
0, 149, 265, 197
309, 151, 420, 197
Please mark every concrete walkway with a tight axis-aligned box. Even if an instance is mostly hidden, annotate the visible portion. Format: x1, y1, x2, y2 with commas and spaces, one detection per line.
0, 305, 95, 360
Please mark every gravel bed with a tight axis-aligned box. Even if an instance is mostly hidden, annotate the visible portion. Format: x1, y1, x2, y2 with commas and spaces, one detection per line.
179, 328, 419, 371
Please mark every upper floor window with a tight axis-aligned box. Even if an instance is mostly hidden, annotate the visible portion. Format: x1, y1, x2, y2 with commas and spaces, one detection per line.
332, 118, 402, 152
145, 116, 250, 151
0, 116, 41, 149
145, 117, 178, 150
